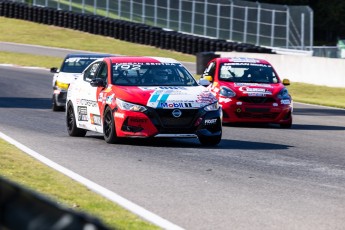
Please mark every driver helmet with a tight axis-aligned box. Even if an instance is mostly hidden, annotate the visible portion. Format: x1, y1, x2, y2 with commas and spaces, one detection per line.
152, 69, 169, 83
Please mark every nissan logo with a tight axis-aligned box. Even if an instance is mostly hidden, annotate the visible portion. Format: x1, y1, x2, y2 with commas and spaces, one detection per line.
172, 109, 182, 118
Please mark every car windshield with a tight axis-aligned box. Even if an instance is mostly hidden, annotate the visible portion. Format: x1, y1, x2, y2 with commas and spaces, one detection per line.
61, 57, 101, 73
219, 63, 280, 84
111, 63, 198, 86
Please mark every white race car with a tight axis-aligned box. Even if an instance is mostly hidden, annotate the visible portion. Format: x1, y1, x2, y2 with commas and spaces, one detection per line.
51, 53, 113, 111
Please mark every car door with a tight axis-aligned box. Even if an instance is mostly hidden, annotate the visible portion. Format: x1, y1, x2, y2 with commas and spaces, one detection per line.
77, 60, 103, 132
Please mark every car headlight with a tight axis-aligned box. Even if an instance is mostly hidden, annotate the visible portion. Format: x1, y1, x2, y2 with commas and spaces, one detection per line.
277, 87, 290, 99
55, 80, 69, 90
116, 98, 147, 112
204, 102, 219, 111
220, 86, 236, 97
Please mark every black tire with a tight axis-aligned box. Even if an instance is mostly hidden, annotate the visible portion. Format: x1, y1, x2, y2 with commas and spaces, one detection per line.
52, 95, 64, 112
198, 134, 222, 146
103, 107, 119, 144
66, 103, 87, 137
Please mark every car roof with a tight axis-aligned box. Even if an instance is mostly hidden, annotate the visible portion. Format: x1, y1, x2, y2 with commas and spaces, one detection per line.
217, 57, 271, 65
107, 56, 180, 64
65, 53, 115, 58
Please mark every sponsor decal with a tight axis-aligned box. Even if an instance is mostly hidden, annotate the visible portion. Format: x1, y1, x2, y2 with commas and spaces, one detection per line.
273, 103, 279, 107
98, 93, 104, 102
204, 118, 217, 125
239, 86, 272, 96
128, 117, 148, 126
219, 98, 231, 103
90, 114, 102, 126
78, 99, 97, 107
114, 112, 125, 118
160, 102, 192, 108
196, 91, 216, 104
229, 57, 259, 63
106, 94, 115, 105
77, 106, 88, 121
281, 99, 291, 105
235, 83, 273, 88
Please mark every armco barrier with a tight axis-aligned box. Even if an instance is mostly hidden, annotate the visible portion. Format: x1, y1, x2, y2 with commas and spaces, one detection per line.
0, 0, 273, 56
0, 176, 112, 230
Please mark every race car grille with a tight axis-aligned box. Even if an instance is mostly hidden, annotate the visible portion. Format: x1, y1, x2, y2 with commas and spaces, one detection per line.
238, 97, 276, 104
156, 109, 199, 127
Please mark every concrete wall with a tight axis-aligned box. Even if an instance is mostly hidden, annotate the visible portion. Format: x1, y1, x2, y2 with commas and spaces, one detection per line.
216, 52, 345, 88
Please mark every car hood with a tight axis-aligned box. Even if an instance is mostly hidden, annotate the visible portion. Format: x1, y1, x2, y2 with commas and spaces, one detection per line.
55, 72, 82, 84
223, 82, 285, 97
113, 85, 217, 109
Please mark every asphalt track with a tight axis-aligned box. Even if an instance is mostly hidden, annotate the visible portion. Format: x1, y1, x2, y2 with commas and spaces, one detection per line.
1, 65, 345, 230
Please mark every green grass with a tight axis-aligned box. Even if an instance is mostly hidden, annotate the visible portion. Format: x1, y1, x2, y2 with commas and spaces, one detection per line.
287, 82, 345, 109
0, 139, 159, 230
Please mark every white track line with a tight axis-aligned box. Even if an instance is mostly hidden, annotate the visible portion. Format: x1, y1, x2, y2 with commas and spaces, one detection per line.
0, 131, 184, 230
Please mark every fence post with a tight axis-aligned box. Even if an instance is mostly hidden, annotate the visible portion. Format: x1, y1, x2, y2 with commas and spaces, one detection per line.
130, 0, 133, 21
69, 0, 71, 11
167, 0, 170, 28
203, 0, 207, 36
178, 0, 182, 31
301, 13, 305, 50
270, 10, 276, 47
285, 5, 289, 48
244, 6, 248, 43
82, 0, 84, 14
93, 0, 96, 15
142, 0, 145, 23
256, 3, 261, 46
216, 3, 220, 38
229, 1, 233, 41
106, 0, 109, 17
191, 0, 195, 34
154, 0, 157, 26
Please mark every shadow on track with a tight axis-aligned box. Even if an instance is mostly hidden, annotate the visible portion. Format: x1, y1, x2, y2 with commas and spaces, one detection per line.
223, 122, 345, 131
84, 134, 292, 150
0, 97, 51, 109
293, 107, 345, 116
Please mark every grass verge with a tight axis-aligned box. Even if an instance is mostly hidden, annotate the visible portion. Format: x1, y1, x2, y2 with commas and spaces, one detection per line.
0, 138, 159, 230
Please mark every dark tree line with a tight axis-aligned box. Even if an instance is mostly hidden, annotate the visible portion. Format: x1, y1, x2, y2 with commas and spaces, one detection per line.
248, 0, 345, 45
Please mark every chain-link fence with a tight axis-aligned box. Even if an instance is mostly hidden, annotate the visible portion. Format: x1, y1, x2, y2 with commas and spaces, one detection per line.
15, 0, 313, 51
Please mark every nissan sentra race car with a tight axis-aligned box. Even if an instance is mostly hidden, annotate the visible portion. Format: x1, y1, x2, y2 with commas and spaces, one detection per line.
199, 57, 293, 128
66, 56, 222, 145
51, 53, 113, 111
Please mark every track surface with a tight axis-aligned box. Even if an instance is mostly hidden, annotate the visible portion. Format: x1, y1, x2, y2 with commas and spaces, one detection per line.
1, 66, 345, 230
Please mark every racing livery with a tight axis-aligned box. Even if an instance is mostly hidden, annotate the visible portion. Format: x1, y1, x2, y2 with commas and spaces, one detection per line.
200, 57, 293, 128
51, 53, 113, 111
66, 56, 222, 145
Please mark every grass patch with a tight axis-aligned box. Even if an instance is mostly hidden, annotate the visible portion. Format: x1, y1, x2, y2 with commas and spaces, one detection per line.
0, 17, 195, 63
0, 139, 159, 230
287, 82, 345, 109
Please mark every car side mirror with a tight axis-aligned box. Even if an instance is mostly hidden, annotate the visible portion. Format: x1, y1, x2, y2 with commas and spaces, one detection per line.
282, 79, 290, 86
90, 78, 106, 87
50, 67, 58, 73
198, 78, 211, 87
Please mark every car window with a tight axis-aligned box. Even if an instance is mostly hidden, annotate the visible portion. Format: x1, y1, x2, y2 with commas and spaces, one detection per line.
219, 63, 279, 83
111, 63, 198, 86
203, 61, 216, 78
61, 57, 101, 73
95, 62, 108, 82
83, 61, 101, 81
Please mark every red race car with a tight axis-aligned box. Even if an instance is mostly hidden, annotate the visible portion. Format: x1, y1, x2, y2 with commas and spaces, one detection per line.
200, 57, 293, 128
66, 56, 222, 145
